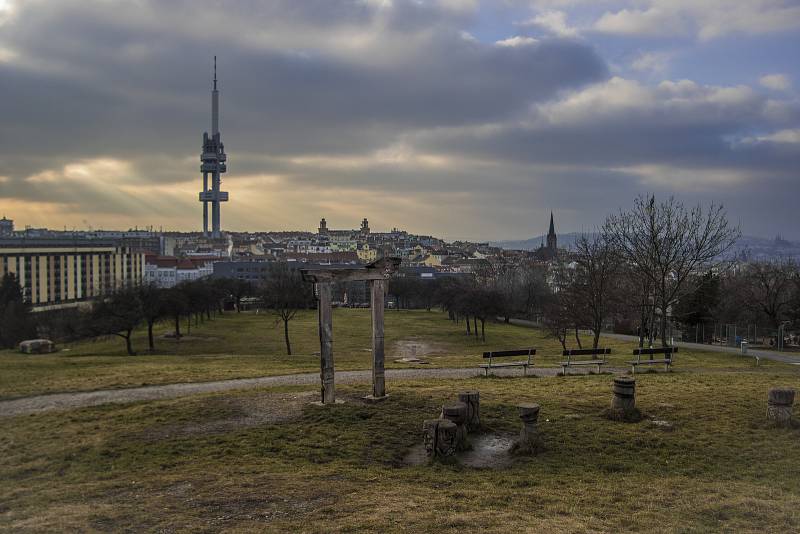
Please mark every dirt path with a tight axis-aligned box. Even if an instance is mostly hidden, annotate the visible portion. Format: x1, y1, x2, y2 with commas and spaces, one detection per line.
0, 366, 603, 418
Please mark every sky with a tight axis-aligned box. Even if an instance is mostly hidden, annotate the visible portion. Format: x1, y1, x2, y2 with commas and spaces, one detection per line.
0, 0, 799, 241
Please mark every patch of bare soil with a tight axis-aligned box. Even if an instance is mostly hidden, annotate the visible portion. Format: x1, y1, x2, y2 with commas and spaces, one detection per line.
391, 339, 446, 363
142, 391, 317, 441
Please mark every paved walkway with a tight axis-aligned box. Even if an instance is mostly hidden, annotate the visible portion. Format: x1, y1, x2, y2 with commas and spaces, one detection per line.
505, 318, 800, 365
0, 366, 589, 418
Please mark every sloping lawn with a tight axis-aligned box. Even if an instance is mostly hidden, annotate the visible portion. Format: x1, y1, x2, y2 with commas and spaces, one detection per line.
0, 309, 778, 399
1, 370, 799, 532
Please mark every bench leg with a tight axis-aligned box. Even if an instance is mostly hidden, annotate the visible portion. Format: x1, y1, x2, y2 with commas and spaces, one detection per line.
523, 366, 527, 377
631, 365, 636, 374
484, 367, 489, 377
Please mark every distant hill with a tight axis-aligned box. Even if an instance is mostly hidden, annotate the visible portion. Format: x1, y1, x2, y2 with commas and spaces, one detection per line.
491, 232, 588, 251
492, 234, 800, 261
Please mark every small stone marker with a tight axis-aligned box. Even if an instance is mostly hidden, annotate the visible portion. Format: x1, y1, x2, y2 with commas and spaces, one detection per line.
19, 339, 56, 354
767, 387, 796, 427
514, 403, 543, 454
423, 419, 458, 458
458, 391, 480, 431
442, 402, 469, 450
612, 377, 636, 412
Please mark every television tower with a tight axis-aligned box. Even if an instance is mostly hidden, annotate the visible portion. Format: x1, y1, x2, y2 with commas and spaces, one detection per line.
199, 56, 229, 238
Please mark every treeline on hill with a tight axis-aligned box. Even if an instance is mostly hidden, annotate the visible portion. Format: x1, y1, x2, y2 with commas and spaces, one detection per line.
0, 264, 314, 356
391, 196, 800, 349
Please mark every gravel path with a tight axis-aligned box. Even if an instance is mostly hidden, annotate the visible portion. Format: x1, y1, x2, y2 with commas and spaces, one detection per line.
0, 366, 593, 418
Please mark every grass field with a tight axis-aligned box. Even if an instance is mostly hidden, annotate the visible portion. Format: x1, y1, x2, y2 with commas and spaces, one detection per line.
2, 369, 799, 532
0, 310, 779, 399
1, 311, 799, 532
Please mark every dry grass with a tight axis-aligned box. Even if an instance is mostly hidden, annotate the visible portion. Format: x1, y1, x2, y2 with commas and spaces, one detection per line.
0, 310, 776, 399
2, 368, 799, 532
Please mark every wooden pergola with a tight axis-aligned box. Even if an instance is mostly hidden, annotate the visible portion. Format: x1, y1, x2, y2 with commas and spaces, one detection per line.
301, 257, 401, 404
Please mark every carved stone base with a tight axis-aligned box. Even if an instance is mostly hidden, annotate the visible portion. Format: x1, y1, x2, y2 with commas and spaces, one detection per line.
767, 387, 796, 427
458, 391, 480, 431
611, 376, 636, 412
442, 402, 469, 451
513, 403, 544, 455
310, 399, 345, 406
423, 419, 458, 458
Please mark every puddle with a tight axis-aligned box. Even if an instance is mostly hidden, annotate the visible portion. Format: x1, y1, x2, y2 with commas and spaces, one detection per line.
403, 433, 516, 469
460, 434, 515, 468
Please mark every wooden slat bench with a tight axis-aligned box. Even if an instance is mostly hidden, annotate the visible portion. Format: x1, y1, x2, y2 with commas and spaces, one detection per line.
560, 348, 610, 374
629, 347, 677, 373
479, 348, 536, 376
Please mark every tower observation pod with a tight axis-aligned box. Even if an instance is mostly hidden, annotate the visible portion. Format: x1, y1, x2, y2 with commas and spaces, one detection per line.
198, 56, 229, 238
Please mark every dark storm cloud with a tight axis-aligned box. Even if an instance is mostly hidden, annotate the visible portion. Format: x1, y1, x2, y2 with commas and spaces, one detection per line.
0, 0, 606, 184
0, 0, 798, 239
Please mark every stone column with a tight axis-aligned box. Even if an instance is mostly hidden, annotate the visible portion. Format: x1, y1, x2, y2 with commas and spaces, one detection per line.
423, 419, 457, 459
612, 377, 636, 412
458, 391, 480, 431
515, 403, 543, 454
442, 402, 468, 450
317, 282, 335, 404
370, 278, 386, 398
767, 387, 795, 427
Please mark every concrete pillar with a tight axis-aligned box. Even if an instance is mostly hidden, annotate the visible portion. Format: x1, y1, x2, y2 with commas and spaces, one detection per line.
317, 282, 334, 404
202, 172, 208, 235
370, 279, 386, 398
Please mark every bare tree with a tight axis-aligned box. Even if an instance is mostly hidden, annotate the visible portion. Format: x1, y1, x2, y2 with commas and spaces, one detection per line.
261, 265, 314, 355
515, 261, 550, 322
572, 232, 620, 349
137, 283, 166, 352
740, 260, 797, 345
543, 261, 580, 351
604, 195, 739, 346
88, 285, 143, 355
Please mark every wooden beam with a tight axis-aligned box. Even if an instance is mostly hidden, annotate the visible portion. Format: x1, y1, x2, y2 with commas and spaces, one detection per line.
301, 257, 401, 283
370, 278, 386, 398
317, 282, 335, 404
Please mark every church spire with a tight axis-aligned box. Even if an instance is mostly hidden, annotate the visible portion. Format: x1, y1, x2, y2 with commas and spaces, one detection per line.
547, 211, 557, 251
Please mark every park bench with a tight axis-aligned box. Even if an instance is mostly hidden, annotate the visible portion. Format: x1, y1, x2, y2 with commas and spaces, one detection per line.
628, 347, 677, 373
479, 348, 536, 376
560, 348, 610, 374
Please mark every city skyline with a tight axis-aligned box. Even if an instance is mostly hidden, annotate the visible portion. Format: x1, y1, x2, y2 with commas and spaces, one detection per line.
1, 1, 799, 241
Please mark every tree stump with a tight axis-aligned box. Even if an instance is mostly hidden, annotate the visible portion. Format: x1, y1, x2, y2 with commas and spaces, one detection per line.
767, 387, 796, 427
458, 391, 480, 431
423, 419, 458, 459
514, 403, 543, 454
442, 402, 469, 450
